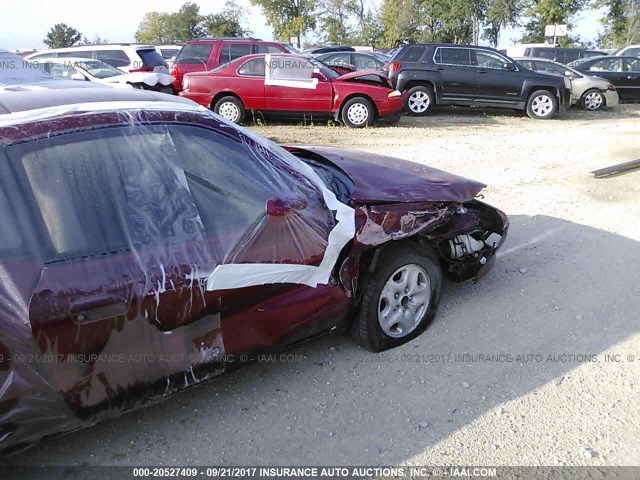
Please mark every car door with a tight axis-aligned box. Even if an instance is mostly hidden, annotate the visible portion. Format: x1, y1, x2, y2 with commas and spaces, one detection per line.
264, 55, 333, 112
471, 49, 524, 105
583, 58, 627, 98
622, 57, 640, 100
236, 57, 267, 110
164, 123, 353, 355
14, 125, 225, 412
432, 47, 475, 103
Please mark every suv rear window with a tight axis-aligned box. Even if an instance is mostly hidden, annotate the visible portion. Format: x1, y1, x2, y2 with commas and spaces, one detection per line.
175, 44, 212, 64
135, 48, 167, 69
400, 46, 426, 62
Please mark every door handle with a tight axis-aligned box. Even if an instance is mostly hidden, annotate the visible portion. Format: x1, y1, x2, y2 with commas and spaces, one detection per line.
627, 75, 637, 79
477, 69, 487, 74
436, 66, 444, 71
70, 294, 129, 323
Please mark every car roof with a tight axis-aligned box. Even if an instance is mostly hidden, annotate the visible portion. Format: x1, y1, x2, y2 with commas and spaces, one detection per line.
0, 87, 195, 115
33, 57, 110, 63
31, 44, 156, 53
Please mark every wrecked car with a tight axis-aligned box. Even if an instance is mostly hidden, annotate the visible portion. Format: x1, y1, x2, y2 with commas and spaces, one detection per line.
179, 53, 403, 127
0, 97, 507, 451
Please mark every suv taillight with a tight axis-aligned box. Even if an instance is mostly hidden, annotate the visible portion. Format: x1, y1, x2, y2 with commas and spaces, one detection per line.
171, 66, 180, 79
130, 66, 154, 73
387, 61, 401, 72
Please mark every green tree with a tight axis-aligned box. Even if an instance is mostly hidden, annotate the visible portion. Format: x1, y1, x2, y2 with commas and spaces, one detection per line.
80, 35, 110, 45
43, 23, 83, 48
379, 0, 421, 46
346, 0, 385, 46
482, 0, 521, 46
520, 0, 587, 44
318, 0, 356, 44
202, 0, 252, 37
597, 0, 640, 47
249, 0, 317, 47
135, 2, 205, 44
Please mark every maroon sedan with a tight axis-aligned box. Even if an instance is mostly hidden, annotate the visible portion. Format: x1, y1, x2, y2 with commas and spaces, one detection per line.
0, 94, 507, 451
179, 53, 404, 127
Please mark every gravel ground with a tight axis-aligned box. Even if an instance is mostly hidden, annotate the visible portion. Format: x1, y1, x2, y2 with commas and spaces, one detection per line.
2, 105, 640, 469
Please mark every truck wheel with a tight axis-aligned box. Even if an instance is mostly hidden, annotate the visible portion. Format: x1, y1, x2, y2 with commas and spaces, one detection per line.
526, 90, 557, 119
213, 96, 246, 124
405, 86, 434, 116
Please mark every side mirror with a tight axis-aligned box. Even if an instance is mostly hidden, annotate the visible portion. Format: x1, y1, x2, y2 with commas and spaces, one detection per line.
502, 62, 516, 71
564, 70, 575, 78
70, 72, 87, 81
311, 72, 327, 81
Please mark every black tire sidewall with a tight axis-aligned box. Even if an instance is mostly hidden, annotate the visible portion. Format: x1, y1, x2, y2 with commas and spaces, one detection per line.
526, 90, 558, 119
354, 244, 443, 352
213, 96, 246, 124
404, 86, 434, 116
341, 97, 375, 128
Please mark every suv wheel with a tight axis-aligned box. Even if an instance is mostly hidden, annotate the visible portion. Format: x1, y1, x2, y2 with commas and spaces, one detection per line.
405, 86, 434, 116
526, 90, 558, 119
213, 96, 246, 124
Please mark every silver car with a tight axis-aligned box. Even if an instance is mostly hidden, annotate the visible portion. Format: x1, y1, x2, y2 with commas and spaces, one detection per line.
516, 57, 619, 111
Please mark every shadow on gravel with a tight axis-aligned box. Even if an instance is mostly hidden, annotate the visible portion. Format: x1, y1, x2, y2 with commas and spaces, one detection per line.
2, 215, 639, 470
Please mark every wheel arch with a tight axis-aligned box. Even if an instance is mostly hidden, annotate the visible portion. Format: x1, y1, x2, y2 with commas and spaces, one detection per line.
336, 93, 379, 120
210, 91, 244, 110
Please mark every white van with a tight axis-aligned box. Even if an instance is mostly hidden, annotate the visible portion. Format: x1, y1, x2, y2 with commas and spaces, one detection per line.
27, 44, 169, 74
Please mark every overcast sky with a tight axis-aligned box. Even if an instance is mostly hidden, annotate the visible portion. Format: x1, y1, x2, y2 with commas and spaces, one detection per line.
0, 0, 604, 51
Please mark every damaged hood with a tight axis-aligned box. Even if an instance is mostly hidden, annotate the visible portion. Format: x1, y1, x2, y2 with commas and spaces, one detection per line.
286, 145, 486, 204
335, 69, 392, 87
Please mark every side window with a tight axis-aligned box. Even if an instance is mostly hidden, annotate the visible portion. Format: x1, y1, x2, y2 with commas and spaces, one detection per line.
95, 50, 130, 67
473, 50, 508, 69
12, 127, 205, 261
265, 55, 316, 89
46, 62, 77, 79
0, 148, 47, 260
221, 44, 252, 63
625, 47, 640, 57
237, 57, 265, 76
354, 54, 380, 70
535, 61, 565, 75
256, 45, 285, 54
401, 46, 425, 62
325, 53, 351, 65
563, 51, 581, 63
436, 48, 471, 66
536, 49, 556, 60
57, 51, 85, 59
625, 58, 640, 71
588, 58, 622, 72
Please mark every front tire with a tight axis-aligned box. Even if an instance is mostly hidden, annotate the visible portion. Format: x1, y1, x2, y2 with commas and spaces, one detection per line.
352, 242, 443, 352
405, 85, 435, 116
580, 89, 605, 111
341, 97, 375, 128
213, 96, 246, 124
526, 90, 558, 119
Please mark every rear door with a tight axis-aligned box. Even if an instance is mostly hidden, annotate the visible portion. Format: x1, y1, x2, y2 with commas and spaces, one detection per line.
583, 58, 628, 98
14, 125, 224, 412
622, 57, 640, 100
264, 55, 333, 112
432, 47, 475, 103
235, 57, 267, 110
471, 49, 524, 105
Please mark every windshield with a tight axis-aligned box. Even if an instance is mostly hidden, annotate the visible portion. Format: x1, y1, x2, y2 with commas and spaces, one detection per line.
75, 60, 123, 78
309, 58, 340, 79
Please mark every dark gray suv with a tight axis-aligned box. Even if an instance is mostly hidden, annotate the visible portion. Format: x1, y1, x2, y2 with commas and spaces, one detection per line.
385, 43, 572, 119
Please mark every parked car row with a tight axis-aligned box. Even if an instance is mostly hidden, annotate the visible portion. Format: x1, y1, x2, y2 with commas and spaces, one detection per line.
14, 39, 640, 126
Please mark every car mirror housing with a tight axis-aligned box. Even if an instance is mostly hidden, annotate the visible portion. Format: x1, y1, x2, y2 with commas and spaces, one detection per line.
564, 70, 575, 78
70, 72, 87, 81
502, 62, 516, 70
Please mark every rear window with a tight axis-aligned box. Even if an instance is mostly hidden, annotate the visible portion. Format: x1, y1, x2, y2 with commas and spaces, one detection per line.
175, 44, 213, 64
399, 46, 426, 62
135, 48, 167, 69
95, 49, 130, 67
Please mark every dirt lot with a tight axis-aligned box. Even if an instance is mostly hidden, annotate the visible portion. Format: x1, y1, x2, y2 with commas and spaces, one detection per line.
3, 105, 640, 469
